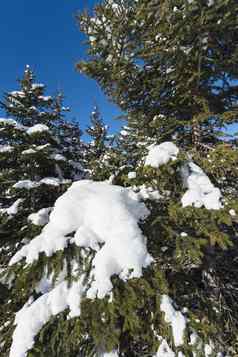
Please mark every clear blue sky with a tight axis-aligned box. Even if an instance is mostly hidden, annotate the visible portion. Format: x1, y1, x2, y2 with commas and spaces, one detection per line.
0, 1, 236, 138
0, 0, 122, 137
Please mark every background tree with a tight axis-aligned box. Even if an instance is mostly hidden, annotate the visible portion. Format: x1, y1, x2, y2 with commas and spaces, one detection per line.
85, 105, 116, 180
1, 1, 238, 356
0, 66, 85, 352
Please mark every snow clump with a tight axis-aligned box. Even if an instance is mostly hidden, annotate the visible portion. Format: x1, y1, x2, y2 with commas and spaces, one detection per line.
9, 278, 85, 357
28, 208, 52, 226
10, 180, 153, 299
181, 162, 222, 210
160, 295, 187, 347
26, 124, 49, 135
145, 142, 179, 168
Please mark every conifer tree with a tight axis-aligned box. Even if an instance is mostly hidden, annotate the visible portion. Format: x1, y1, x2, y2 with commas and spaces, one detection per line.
85, 105, 116, 180
1, 2, 238, 357
77, 0, 238, 354
0, 66, 85, 351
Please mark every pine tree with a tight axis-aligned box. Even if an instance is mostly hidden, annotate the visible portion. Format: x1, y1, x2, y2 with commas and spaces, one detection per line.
75, 0, 238, 354
85, 105, 116, 180
0, 66, 85, 352
2, 1, 238, 357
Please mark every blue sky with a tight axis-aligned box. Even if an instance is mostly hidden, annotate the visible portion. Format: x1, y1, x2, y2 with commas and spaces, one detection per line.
0, 0, 122, 137
0, 1, 236, 138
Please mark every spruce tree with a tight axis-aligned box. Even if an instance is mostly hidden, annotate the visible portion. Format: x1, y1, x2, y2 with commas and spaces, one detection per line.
1, 1, 238, 357
0, 66, 85, 353
85, 105, 116, 180
76, 0, 237, 354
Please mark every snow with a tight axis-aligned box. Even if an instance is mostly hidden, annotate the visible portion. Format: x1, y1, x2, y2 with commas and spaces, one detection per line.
0, 145, 14, 153
155, 339, 175, 357
136, 185, 161, 201
0, 118, 26, 131
10, 180, 153, 299
22, 148, 36, 155
9, 278, 85, 357
13, 180, 40, 190
100, 352, 119, 357
32, 83, 44, 89
50, 153, 66, 161
207, 0, 214, 6
26, 124, 49, 135
28, 208, 52, 226
120, 129, 129, 136
229, 209, 236, 217
145, 142, 179, 168
10, 91, 25, 97
181, 162, 222, 210
40, 177, 61, 186
0, 199, 23, 216
128, 171, 136, 179
38, 95, 52, 101
160, 295, 186, 347
13, 178, 68, 190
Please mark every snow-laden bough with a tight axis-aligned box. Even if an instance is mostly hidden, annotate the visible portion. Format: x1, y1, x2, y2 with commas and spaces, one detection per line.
10, 180, 153, 298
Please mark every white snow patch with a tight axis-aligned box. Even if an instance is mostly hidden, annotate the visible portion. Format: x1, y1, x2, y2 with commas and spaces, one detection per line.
13, 180, 40, 190
0, 118, 26, 131
10, 181, 153, 299
155, 339, 175, 357
128, 171, 136, 179
10, 91, 25, 97
100, 352, 119, 357
0, 199, 23, 216
22, 149, 36, 155
40, 177, 60, 186
229, 209, 236, 217
28, 208, 52, 226
0, 145, 14, 153
13, 178, 68, 190
32, 83, 44, 89
38, 95, 52, 101
181, 162, 222, 210
50, 153, 66, 161
160, 295, 186, 347
26, 124, 49, 135
136, 185, 161, 201
145, 142, 179, 168
9, 279, 85, 357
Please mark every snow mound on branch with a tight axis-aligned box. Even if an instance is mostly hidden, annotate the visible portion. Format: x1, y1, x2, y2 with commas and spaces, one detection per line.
100, 352, 119, 357
145, 142, 179, 168
13, 180, 40, 190
10, 180, 152, 298
22, 148, 37, 155
160, 295, 186, 347
28, 208, 52, 226
13, 178, 70, 190
0, 199, 23, 216
26, 124, 49, 135
181, 162, 222, 210
156, 339, 175, 357
9, 279, 85, 357
0, 144, 14, 153
0, 118, 26, 131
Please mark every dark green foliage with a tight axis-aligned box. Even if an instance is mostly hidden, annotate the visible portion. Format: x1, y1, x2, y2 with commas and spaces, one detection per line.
85, 105, 116, 180
1, 1, 238, 356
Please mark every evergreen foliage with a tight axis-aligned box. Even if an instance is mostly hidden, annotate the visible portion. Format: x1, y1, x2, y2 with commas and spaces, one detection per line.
0, 1, 238, 357
85, 105, 115, 180
0, 66, 85, 354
